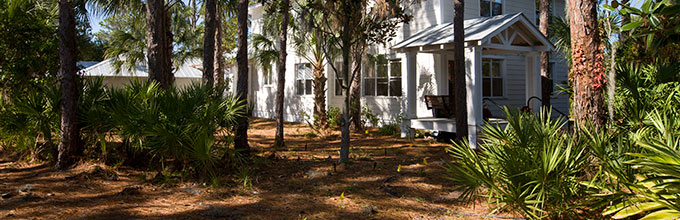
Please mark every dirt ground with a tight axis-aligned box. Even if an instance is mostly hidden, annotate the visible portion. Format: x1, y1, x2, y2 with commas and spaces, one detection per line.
0, 118, 519, 220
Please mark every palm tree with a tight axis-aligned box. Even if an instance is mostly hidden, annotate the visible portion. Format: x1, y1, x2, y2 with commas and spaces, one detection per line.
539, 0, 551, 107
56, 0, 81, 169
452, 0, 468, 141
202, 0, 217, 87
293, 27, 330, 129
568, 0, 606, 130
233, 0, 250, 155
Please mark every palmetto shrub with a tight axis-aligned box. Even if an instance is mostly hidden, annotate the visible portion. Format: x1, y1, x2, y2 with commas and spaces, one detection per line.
445, 107, 587, 219
586, 63, 680, 219
106, 81, 245, 177
0, 83, 60, 160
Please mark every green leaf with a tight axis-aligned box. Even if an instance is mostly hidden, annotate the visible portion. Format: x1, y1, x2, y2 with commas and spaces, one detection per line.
640, 209, 680, 220
641, 0, 653, 13
603, 4, 617, 11
613, 202, 666, 219
622, 20, 643, 31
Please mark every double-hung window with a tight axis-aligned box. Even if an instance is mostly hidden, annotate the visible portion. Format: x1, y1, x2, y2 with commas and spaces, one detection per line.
263, 65, 273, 86
364, 55, 402, 97
482, 58, 504, 97
480, 0, 502, 17
295, 63, 313, 95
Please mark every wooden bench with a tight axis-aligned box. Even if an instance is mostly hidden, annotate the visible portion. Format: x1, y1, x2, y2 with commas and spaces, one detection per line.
424, 95, 454, 118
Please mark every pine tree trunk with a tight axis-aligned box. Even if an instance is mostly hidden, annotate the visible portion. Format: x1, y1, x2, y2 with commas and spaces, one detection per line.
339, 13, 353, 164
453, 0, 468, 141
539, 0, 551, 107
203, 0, 216, 88
274, 0, 290, 148
568, 0, 606, 130
146, 0, 174, 89
214, 8, 225, 91
234, 0, 250, 155
312, 62, 328, 129
56, 0, 80, 169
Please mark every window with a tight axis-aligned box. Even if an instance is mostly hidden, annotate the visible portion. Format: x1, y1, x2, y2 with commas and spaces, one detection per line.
295, 63, 313, 95
482, 58, 503, 97
334, 62, 345, 96
481, 0, 502, 17
364, 55, 402, 97
263, 66, 273, 86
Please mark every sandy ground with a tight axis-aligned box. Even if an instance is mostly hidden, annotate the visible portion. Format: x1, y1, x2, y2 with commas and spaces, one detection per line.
0, 118, 519, 219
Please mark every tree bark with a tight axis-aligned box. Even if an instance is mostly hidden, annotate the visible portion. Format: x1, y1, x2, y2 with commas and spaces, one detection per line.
539, 0, 551, 107
568, 0, 606, 130
203, 0, 217, 88
339, 12, 353, 164
234, 0, 250, 155
274, 0, 290, 148
146, 0, 174, 89
214, 7, 225, 91
349, 59, 362, 131
56, 0, 81, 169
453, 0, 468, 141
312, 60, 328, 129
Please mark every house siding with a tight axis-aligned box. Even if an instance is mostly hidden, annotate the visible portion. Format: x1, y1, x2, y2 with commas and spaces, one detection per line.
247, 0, 570, 125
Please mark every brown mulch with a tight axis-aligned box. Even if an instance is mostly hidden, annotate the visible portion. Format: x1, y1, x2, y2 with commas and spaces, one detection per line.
0, 118, 516, 219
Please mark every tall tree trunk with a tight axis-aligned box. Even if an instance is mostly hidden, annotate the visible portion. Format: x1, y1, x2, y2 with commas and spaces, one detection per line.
568, 0, 606, 130
56, 0, 80, 169
234, 0, 250, 155
203, 0, 217, 87
274, 0, 290, 148
452, 0, 468, 141
313, 60, 328, 129
539, 0, 551, 107
146, 0, 174, 89
339, 13, 353, 164
214, 7, 225, 91
349, 59, 362, 131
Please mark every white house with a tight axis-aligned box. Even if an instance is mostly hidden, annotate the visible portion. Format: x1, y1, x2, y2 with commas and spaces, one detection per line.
80, 57, 205, 88
252, 0, 571, 146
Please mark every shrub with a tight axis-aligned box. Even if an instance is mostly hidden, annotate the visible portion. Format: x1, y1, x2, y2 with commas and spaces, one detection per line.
445, 107, 587, 219
106, 81, 245, 177
377, 123, 400, 137
327, 107, 341, 127
360, 105, 379, 128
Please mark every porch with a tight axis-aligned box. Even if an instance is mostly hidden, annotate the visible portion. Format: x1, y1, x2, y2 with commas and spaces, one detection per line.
392, 13, 554, 148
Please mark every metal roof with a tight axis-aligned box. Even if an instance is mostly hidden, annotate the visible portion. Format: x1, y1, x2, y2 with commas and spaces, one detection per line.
392, 13, 553, 50
80, 57, 203, 79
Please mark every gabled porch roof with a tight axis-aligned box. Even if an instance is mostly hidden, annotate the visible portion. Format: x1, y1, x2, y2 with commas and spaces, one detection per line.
392, 13, 554, 53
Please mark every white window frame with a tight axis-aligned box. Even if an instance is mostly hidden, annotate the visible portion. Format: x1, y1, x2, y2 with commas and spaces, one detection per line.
480, 0, 503, 17
482, 58, 505, 98
363, 55, 402, 97
295, 63, 313, 96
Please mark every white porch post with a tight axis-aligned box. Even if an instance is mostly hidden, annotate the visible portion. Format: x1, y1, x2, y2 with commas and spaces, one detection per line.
400, 51, 417, 138
525, 52, 542, 111
465, 46, 483, 149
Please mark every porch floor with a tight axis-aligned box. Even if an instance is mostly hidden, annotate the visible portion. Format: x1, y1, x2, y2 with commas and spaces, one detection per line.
410, 117, 508, 133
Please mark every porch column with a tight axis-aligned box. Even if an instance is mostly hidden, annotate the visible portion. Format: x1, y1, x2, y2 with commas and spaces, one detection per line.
400, 51, 417, 138
465, 46, 483, 149
525, 52, 542, 111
